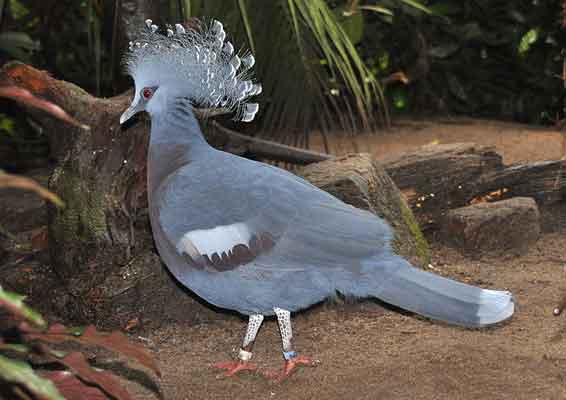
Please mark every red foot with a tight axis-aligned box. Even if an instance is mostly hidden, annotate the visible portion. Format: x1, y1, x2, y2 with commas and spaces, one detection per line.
263, 356, 320, 382
213, 361, 257, 377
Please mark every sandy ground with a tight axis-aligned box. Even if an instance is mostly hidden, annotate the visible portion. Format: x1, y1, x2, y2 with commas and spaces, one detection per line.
120, 231, 566, 400
4, 118, 566, 399
310, 117, 566, 164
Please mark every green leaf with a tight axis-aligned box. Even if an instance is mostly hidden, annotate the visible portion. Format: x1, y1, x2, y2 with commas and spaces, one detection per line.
358, 5, 393, 16
188, 0, 389, 140
428, 42, 459, 58
0, 355, 65, 400
391, 88, 407, 109
8, 0, 30, 20
378, 52, 390, 70
453, 22, 483, 41
335, 5, 365, 45
0, 287, 46, 327
0, 114, 15, 135
518, 28, 539, 55
0, 344, 29, 353
0, 223, 17, 241
181, 0, 193, 17
397, 0, 433, 15
427, 3, 462, 16
237, 0, 256, 54
0, 31, 39, 61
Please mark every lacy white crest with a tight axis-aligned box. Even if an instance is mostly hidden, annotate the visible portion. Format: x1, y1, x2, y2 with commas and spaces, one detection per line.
124, 19, 261, 122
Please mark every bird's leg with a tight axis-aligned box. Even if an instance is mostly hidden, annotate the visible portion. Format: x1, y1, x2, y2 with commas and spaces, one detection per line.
264, 307, 319, 381
213, 314, 264, 376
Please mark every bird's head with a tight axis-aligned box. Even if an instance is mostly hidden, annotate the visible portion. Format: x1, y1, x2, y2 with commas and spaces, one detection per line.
120, 19, 261, 125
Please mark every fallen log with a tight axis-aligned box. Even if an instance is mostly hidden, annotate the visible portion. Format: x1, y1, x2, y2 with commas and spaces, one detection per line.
299, 153, 429, 267
382, 143, 566, 227
473, 160, 566, 204
382, 143, 504, 226
208, 121, 332, 165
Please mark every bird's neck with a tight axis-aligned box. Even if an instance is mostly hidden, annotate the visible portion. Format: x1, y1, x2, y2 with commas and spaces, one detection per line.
147, 98, 213, 194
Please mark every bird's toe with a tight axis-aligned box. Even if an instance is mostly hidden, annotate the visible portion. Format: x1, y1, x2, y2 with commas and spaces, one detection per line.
213, 361, 257, 377
263, 355, 320, 382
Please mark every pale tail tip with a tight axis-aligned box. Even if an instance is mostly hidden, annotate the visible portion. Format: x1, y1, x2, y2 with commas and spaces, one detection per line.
477, 290, 515, 326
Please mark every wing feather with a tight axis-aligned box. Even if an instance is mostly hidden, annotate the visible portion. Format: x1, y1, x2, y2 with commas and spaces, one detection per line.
154, 154, 392, 273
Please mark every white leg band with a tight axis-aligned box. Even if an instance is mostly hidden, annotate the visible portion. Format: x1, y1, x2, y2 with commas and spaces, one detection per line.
238, 348, 253, 362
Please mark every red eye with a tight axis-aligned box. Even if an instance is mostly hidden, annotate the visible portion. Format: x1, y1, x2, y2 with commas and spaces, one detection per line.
142, 88, 153, 99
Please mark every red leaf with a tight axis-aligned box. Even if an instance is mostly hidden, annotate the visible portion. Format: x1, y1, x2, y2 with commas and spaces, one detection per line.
20, 323, 160, 377
0, 172, 64, 208
54, 353, 132, 400
31, 226, 49, 252
41, 371, 108, 400
123, 318, 140, 332
0, 85, 89, 130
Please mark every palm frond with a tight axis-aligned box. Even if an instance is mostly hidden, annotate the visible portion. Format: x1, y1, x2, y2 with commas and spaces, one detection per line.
237, 0, 256, 54
179, 0, 389, 144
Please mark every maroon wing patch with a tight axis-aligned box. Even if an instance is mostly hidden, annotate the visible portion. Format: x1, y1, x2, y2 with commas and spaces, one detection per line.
180, 232, 276, 272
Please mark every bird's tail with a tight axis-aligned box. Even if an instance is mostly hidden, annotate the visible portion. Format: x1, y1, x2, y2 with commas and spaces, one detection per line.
350, 256, 514, 328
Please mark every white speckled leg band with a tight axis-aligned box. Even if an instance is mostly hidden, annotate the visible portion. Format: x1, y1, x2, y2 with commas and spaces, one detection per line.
274, 307, 293, 353
242, 314, 264, 349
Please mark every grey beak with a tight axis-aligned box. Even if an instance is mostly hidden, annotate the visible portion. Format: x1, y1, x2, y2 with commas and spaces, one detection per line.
120, 101, 144, 124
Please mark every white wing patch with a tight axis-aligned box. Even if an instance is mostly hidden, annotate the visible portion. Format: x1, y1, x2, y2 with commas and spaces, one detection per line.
176, 222, 252, 257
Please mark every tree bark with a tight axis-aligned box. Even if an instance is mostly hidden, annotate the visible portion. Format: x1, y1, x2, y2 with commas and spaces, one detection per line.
1, 62, 152, 323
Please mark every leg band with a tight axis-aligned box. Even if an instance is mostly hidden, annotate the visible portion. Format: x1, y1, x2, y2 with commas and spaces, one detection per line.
283, 350, 297, 361
238, 348, 253, 362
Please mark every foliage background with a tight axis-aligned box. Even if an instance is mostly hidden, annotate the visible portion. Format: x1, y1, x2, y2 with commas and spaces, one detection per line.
0, 0, 565, 165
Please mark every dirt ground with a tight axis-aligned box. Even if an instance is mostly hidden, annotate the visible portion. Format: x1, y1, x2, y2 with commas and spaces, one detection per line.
3, 118, 566, 400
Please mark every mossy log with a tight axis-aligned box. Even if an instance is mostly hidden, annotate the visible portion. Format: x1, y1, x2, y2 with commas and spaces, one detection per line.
299, 154, 429, 267
1, 62, 151, 323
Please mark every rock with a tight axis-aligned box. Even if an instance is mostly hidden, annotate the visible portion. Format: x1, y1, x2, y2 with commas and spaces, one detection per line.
441, 197, 540, 257
299, 153, 430, 267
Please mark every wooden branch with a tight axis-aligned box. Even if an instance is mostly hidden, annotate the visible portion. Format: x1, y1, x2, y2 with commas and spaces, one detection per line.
208, 121, 333, 165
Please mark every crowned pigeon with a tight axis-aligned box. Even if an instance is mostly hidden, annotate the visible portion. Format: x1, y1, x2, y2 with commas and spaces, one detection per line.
119, 19, 515, 380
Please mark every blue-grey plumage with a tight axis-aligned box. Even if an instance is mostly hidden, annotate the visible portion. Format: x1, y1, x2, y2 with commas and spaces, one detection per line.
120, 18, 514, 379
